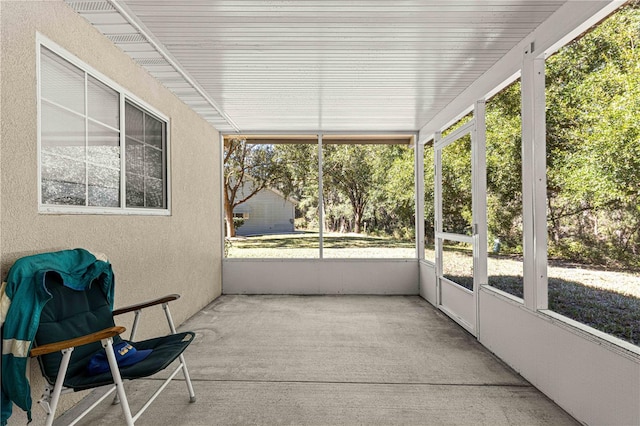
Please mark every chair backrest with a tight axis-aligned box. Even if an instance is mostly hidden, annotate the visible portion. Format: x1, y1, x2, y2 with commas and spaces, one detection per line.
35, 272, 120, 384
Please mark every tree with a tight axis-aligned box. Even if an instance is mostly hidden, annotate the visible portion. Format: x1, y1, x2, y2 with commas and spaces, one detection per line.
223, 139, 283, 237
370, 144, 415, 238
322, 144, 374, 233
543, 1, 640, 265
486, 80, 523, 253
441, 134, 473, 235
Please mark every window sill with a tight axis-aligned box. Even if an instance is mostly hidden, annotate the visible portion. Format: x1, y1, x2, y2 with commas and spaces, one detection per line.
39, 206, 171, 216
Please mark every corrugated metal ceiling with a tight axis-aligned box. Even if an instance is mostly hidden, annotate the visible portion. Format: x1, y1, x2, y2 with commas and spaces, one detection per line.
66, 1, 568, 134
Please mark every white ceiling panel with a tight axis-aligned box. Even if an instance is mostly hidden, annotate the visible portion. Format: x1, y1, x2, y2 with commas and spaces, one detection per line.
66, 0, 572, 134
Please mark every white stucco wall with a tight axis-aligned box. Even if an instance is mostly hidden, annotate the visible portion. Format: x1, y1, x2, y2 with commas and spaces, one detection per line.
1, 1, 222, 423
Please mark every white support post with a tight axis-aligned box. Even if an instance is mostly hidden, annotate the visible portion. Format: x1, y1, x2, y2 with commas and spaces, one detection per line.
433, 131, 443, 306
533, 57, 549, 310
220, 133, 226, 259
415, 134, 425, 260
472, 100, 488, 337
318, 134, 324, 259
522, 47, 549, 311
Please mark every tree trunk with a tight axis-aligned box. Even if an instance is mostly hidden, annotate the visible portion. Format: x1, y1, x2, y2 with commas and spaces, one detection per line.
224, 196, 236, 237
354, 209, 363, 234
547, 197, 561, 244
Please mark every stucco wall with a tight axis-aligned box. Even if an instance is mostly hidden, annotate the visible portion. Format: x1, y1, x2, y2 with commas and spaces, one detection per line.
1, 1, 222, 423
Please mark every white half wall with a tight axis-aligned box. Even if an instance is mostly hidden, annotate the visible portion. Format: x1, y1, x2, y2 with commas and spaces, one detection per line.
440, 280, 475, 334
223, 259, 419, 294
419, 261, 436, 303
478, 286, 640, 426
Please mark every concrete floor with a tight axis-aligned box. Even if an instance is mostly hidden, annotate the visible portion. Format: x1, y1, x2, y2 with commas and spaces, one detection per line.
58, 295, 578, 425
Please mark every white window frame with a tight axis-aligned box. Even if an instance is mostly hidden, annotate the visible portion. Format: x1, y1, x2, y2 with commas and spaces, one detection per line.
36, 34, 171, 216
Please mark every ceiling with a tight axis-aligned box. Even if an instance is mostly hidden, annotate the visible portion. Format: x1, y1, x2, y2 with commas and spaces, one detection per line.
66, 0, 569, 135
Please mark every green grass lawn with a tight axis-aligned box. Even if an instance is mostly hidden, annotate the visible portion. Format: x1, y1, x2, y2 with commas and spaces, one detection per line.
227, 232, 415, 258
227, 233, 640, 346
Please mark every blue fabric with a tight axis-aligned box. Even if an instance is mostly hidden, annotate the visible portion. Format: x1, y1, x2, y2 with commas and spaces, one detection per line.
0, 249, 114, 426
87, 341, 152, 375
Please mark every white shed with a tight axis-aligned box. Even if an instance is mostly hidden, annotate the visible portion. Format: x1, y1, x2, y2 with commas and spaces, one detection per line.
233, 183, 297, 236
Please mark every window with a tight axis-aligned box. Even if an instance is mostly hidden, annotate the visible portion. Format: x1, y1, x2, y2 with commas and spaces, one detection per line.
124, 102, 167, 209
39, 44, 168, 213
232, 211, 251, 221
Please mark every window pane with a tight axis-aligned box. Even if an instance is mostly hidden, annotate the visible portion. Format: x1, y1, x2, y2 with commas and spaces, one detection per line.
145, 146, 163, 180
41, 102, 85, 156
322, 143, 415, 259
88, 122, 120, 169
41, 48, 85, 114
441, 135, 472, 235
125, 102, 167, 209
88, 165, 119, 207
87, 75, 119, 129
126, 172, 144, 207
41, 153, 85, 205
442, 240, 473, 291
125, 103, 144, 141
87, 121, 120, 207
145, 177, 164, 208
126, 138, 144, 175
41, 102, 86, 206
145, 115, 163, 149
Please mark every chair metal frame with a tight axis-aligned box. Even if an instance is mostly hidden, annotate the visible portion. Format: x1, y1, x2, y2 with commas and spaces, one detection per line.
32, 294, 195, 426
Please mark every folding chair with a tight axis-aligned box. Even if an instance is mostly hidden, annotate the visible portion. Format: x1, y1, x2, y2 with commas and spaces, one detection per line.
30, 270, 196, 425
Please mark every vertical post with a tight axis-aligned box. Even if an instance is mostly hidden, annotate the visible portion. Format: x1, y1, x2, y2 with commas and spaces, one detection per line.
415, 134, 425, 260
119, 94, 126, 208
522, 47, 548, 311
472, 100, 488, 337
434, 131, 443, 306
220, 134, 226, 259
533, 57, 549, 310
318, 134, 324, 259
